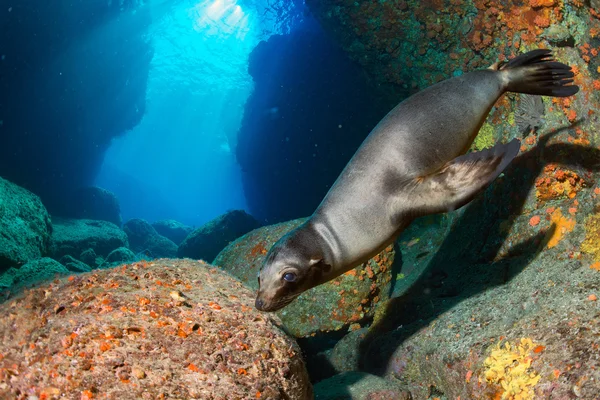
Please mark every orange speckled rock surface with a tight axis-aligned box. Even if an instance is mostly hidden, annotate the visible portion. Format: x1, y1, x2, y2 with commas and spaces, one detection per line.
367, 245, 600, 399
0, 259, 312, 400
213, 218, 394, 338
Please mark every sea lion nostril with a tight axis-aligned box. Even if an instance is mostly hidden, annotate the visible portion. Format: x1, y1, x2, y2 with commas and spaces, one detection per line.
255, 297, 265, 310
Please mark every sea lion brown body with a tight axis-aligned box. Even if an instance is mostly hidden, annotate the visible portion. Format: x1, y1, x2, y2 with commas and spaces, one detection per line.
255, 50, 579, 312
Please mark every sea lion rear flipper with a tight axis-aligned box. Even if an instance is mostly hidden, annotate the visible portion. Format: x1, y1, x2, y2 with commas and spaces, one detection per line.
404, 138, 521, 217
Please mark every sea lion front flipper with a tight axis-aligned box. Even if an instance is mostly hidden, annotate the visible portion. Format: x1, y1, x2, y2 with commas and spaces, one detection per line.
402, 138, 521, 217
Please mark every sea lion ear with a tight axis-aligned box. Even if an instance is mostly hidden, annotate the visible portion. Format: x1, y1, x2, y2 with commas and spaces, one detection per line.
309, 258, 332, 273
308, 258, 322, 266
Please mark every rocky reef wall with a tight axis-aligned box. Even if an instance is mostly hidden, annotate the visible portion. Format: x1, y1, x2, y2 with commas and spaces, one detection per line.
236, 18, 397, 223
0, 0, 152, 214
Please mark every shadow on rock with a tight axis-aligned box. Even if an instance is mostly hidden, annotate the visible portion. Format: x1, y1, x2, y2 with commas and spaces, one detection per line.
348, 124, 600, 377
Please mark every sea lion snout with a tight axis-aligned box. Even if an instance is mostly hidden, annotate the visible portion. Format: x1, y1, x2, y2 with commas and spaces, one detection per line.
254, 289, 296, 312
254, 296, 266, 311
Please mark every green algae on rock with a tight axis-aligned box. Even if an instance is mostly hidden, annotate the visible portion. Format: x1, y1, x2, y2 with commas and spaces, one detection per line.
178, 210, 261, 262
214, 218, 394, 338
152, 219, 193, 245
50, 217, 129, 260
0, 259, 312, 400
123, 218, 178, 259
0, 257, 69, 291
59, 255, 92, 273
0, 176, 52, 271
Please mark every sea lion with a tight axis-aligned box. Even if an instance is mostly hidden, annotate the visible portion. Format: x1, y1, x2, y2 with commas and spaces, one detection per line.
255, 49, 579, 312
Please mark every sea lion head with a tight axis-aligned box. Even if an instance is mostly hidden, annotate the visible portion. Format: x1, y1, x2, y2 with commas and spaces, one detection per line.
255, 224, 332, 312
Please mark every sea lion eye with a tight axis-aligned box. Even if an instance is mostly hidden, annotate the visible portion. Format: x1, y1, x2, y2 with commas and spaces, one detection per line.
282, 272, 296, 282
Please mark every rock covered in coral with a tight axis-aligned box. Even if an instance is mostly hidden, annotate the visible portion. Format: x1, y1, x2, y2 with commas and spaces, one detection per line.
123, 218, 177, 258
64, 186, 122, 226
152, 219, 193, 245
214, 218, 394, 338
0, 176, 52, 272
305, 0, 596, 95
178, 210, 261, 262
0, 259, 313, 399
360, 241, 600, 398
313, 371, 410, 400
0, 257, 69, 291
50, 218, 129, 260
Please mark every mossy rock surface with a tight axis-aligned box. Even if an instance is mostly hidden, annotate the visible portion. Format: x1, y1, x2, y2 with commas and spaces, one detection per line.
123, 218, 177, 259
152, 219, 192, 245
179, 210, 261, 262
50, 218, 129, 260
214, 218, 394, 338
0, 259, 312, 399
0, 176, 52, 271
0, 257, 69, 291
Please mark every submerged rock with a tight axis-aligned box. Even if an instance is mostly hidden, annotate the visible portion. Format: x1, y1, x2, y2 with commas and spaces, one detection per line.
58, 255, 92, 273
178, 210, 261, 262
152, 219, 193, 245
105, 247, 136, 264
213, 218, 394, 338
314, 371, 410, 400
328, 327, 369, 374
0, 259, 312, 399
65, 186, 122, 226
50, 218, 129, 260
0, 257, 69, 290
0, 176, 52, 271
360, 188, 600, 398
123, 218, 177, 258
79, 248, 102, 268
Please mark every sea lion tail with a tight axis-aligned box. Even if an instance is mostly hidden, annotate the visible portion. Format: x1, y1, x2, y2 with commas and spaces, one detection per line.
500, 49, 579, 97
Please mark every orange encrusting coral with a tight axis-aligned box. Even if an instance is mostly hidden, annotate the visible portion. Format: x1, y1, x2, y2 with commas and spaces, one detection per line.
546, 209, 576, 249
535, 165, 586, 202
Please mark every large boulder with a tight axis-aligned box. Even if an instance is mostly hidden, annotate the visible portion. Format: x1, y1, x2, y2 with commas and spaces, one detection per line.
213, 218, 394, 338
152, 219, 193, 245
58, 255, 92, 273
179, 210, 261, 262
0, 257, 69, 291
123, 219, 177, 258
0, 259, 312, 399
50, 218, 129, 260
104, 247, 136, 265
362, 245, 600, 399
63, 186, 122, 226
0, 176, 52, 272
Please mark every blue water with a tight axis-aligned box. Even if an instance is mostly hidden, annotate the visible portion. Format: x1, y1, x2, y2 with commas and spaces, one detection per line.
95, 0, 303, 227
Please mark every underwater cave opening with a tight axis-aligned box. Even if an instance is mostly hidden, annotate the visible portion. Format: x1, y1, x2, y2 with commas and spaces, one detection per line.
95, 0, 305, 227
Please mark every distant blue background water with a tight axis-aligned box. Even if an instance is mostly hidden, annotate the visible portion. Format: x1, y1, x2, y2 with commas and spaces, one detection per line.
96, 0, 303, 227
